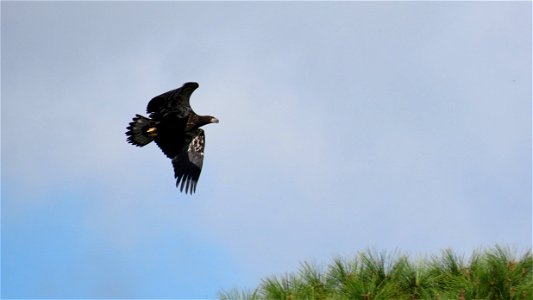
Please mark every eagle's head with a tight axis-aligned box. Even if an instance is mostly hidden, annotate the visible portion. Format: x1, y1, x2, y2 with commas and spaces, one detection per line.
194, 115, 219, 128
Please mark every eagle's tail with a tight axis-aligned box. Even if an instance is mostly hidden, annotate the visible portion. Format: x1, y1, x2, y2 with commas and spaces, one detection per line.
126, 114, 157, 146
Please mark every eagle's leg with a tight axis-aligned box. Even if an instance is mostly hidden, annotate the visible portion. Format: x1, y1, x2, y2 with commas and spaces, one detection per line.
146, 127, 158, 137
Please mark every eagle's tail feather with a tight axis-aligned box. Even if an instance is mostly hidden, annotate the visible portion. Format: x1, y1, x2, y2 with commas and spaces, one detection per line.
126, 114, 156, 146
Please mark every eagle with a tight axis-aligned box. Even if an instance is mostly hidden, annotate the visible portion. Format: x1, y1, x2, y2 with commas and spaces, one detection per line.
126, 82, 218, 194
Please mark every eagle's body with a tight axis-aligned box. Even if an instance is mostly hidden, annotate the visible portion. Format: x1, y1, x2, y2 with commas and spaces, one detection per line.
126, 82, 218, 194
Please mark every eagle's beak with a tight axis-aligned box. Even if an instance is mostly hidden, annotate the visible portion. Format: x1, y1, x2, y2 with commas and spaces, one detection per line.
211, 117, 219, 123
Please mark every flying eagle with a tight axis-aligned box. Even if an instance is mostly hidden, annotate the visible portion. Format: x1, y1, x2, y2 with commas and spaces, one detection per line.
126, 82, 218, 194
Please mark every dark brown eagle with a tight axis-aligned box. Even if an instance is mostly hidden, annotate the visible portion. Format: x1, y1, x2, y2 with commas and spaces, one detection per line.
126, 82, 218, 194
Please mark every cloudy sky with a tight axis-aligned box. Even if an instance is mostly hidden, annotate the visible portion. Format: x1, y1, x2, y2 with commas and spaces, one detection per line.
2, 1, 531, 298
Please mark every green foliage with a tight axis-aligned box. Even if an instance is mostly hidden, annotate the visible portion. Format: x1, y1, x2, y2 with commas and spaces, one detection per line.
219, 246, 532, 300
219, 287, 259, 300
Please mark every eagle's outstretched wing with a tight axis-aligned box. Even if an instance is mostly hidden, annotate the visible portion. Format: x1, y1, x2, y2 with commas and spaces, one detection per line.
172, 129, 205, 194
146, 82, 199, 119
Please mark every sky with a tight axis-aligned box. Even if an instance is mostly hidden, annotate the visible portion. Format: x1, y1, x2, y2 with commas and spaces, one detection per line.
1, 1, 531, 299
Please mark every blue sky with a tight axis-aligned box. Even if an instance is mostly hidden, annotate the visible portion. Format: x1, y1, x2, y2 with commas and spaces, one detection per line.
2, 1, 531, 298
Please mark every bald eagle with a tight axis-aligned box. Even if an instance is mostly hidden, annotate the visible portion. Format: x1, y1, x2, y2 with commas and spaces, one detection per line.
126, 82, 218, 194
